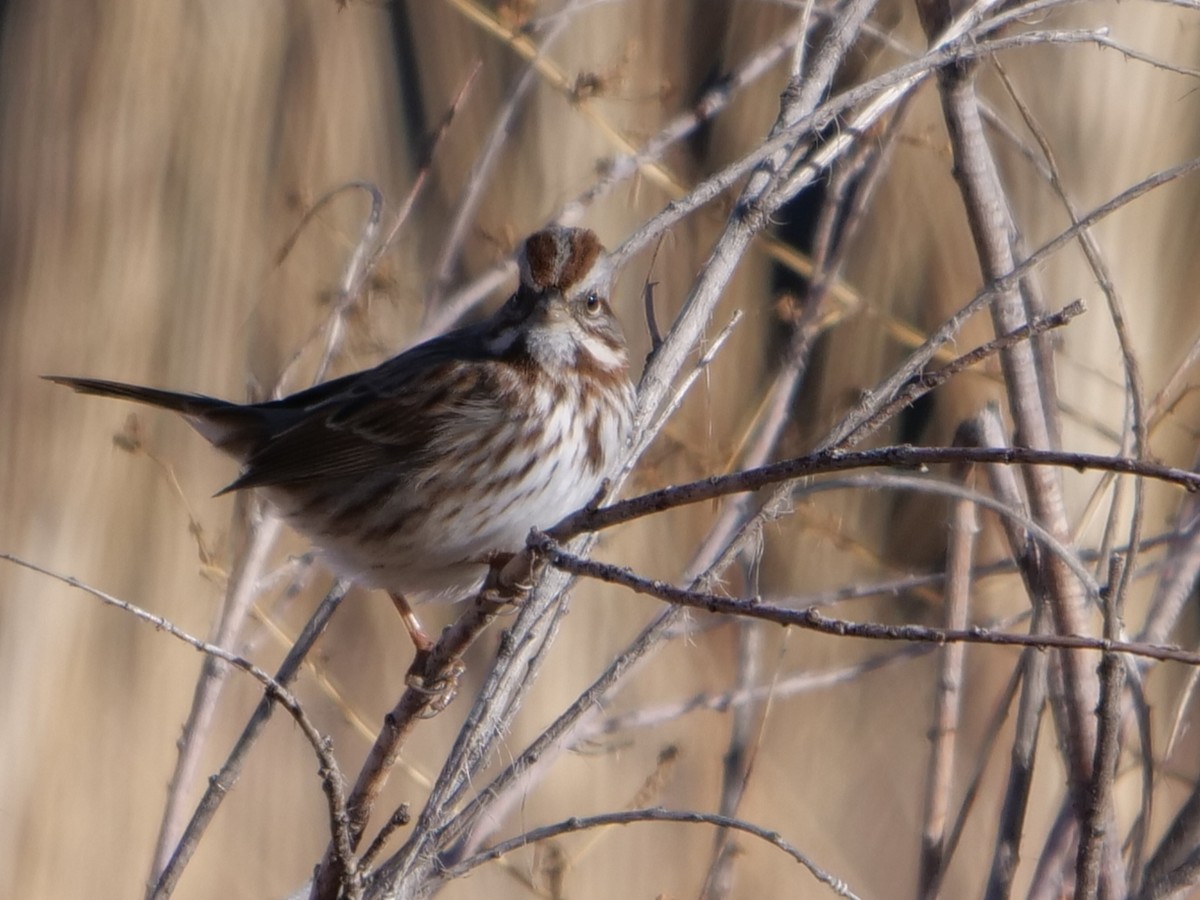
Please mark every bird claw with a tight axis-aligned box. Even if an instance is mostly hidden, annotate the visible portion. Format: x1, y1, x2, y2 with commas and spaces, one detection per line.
481, 549, 540, 600
405, 650, 465, 716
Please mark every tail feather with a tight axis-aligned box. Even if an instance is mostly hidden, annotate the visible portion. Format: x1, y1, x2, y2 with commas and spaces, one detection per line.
44, 375, 232, 416
45, 375, 267, 458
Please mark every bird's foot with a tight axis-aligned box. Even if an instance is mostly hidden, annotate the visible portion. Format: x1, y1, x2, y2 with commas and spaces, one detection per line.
405, 650, 466, 717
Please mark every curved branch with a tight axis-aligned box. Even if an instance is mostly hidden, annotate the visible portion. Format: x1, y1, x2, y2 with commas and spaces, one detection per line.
435, 807, 861, 900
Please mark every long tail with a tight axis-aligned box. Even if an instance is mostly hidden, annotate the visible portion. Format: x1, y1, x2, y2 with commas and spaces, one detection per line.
45, 375, 266, 458
44, 375, 234, 416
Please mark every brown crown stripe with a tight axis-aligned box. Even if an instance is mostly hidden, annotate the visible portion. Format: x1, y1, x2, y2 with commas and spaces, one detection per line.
521, 227, 602, 293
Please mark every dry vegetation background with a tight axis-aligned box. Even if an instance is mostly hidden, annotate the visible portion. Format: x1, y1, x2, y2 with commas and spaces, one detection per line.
3, 0, 1200, 898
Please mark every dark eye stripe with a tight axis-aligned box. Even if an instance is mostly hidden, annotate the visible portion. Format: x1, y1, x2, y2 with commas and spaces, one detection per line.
581, 320, 626, 354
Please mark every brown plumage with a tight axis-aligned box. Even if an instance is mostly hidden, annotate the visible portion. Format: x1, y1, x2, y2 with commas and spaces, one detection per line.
48, 226, 635, 663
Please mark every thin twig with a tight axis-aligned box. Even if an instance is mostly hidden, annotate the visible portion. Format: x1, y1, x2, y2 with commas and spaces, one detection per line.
825, 156, 1200, 451
918, 434, 977, 897
424, 10, 577, 312
551, 445, 1200, 541
976, 407, 1052, 900
277, 181, 383, 389
148, 510, 284, 888
627, 311, 743, 476
1029, 804, 1079, 900
933, 643, 1025, 899
358, 804, 411, 875
433, 28, 1200, 342
685, 97, 904, 580
151, 580, 350, 899
999, 51, 1150, 895
917, 15, 1103, 858
308, 568, 522, 900
0, 553, 355, 898
1141, 454, 1200, 647
529, 534, 1200, 665
767, 527, 1184, 612
424, 570, 674, 863
700, 608, 767, 900
435, 807, 861, 899
422, 4, 813, 336
593, 642, 939, 737
844, 300, 1085, 446
371, 59, 481, 297
1076, 556, 1129, 898
641, 233, 667, 352
150, 199, 391, 877
380, 19, 897, 876
700, 52, 880, 892
347, 10, 1200, 899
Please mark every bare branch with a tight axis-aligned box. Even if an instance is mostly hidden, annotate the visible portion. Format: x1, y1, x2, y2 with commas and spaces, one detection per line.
531, 534, 1199, 665
1076, 557, 1129, 898
0, 554, 355, 898
151, 580, 350, 900
918, 435, 978, 897
438, 807, 862, 900
553, 445, 1200, 540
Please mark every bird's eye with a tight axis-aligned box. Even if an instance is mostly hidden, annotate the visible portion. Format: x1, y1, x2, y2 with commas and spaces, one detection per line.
583, 291, 602, 315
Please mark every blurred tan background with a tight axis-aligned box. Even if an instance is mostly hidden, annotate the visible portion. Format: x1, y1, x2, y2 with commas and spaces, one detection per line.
2, 1, 1199, 898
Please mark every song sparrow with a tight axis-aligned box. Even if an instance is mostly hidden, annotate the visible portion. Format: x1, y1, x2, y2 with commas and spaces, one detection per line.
49, 226, 635, 677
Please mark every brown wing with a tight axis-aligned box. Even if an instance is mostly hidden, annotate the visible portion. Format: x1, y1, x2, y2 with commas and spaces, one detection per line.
221, 343, 501, 493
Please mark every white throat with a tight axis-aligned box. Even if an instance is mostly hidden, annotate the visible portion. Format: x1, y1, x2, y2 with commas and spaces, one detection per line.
524, 322, 582, 369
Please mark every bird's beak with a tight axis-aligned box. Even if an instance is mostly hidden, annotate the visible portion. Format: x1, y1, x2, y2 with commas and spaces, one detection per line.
529, 290, 570, 325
